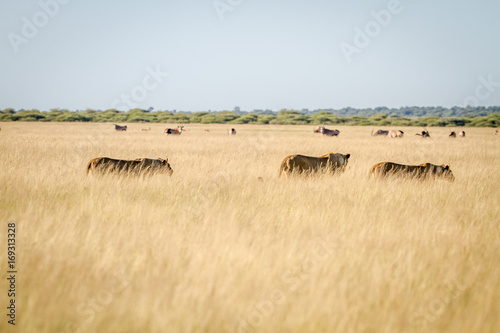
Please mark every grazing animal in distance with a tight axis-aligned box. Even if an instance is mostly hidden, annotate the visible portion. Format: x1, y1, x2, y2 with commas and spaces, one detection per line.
164, 126, 184, 135
204, 129, 210, 132
319, 127, 340, 136
369, 162, 454, 182
388, 130, 404, 138
449, 131, 456, 138
141, 127, 151, 131
229, 128, 237, 135
496, 129, 499, 135
86, 157, 173, 175
279, 152, 350, 177
371, 129, 389, 136
114, 124, 127, 131
458, 131, 465, 137
416, 130, 430, 138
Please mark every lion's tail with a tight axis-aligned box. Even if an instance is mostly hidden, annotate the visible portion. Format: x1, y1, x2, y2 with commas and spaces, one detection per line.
278, 160, 288, 177
86, 160, 94, 174
369, 163, 382, 179
86, 158, 101, 175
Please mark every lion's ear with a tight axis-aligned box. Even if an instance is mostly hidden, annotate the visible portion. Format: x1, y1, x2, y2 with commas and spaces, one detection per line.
444, 165, 449, 170
346, 154, 351, 159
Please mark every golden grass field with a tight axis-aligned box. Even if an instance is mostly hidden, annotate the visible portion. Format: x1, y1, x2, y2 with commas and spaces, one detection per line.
1, 122, 499, 333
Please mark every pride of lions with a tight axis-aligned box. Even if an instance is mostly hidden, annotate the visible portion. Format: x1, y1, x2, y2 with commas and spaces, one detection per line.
277, 153, 454, 181
87, 124, 461, 180
87, 153, 455, 181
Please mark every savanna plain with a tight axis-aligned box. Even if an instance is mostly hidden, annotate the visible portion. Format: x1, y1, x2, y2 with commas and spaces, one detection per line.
1, 122, 499, 333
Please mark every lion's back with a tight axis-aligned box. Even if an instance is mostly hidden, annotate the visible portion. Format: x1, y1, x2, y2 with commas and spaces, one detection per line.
87, 157, 133, 174
370, 162, 425, 178
280, 155, 322, 176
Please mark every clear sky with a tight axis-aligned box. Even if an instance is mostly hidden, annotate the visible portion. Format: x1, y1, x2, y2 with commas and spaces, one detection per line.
1, 0, 499, 112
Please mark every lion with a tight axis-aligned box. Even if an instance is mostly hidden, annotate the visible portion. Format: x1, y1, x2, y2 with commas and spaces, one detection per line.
279, 152, 350, 177
86, 157, 173, 175
369, 162, 454, 181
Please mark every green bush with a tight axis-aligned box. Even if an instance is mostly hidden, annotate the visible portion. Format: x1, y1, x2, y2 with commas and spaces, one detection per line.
2, 108, 499, 127
55, 113, 90, 122
201, 115, 217, 124
13, 110, 45, 121
231, 114, 257, 124
257, 115, 276, 124
170, 113, 191, 123
0, 114, 13, 121
214, 112, 239, 123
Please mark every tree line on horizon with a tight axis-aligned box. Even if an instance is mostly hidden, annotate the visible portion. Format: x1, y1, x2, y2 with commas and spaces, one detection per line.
1, 106, 499, 127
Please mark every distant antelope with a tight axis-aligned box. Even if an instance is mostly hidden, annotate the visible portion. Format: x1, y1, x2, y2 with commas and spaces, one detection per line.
371, 129, 389, 136
388, 130, 404, 138
228, 128, 236, 135
164, 126, 184, 135
141, 127, 151, 131
319, 127, 340, 136
416, 130, 430, 138
314, 126, 339, 136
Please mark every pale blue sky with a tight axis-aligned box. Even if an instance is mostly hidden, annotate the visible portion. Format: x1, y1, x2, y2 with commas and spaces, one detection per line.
1, 0, 499, 111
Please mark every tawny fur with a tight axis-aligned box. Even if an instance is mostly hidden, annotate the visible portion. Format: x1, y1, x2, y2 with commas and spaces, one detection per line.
369, 162, 454, 181
87, 157, 173, 175
279, 152, 350, 177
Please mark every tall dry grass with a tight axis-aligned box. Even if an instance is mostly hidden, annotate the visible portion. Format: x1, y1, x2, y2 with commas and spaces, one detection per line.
1, 122, 499, 333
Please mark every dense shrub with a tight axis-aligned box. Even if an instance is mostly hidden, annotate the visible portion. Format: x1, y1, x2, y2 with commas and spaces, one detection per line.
1, 107, 499, 127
